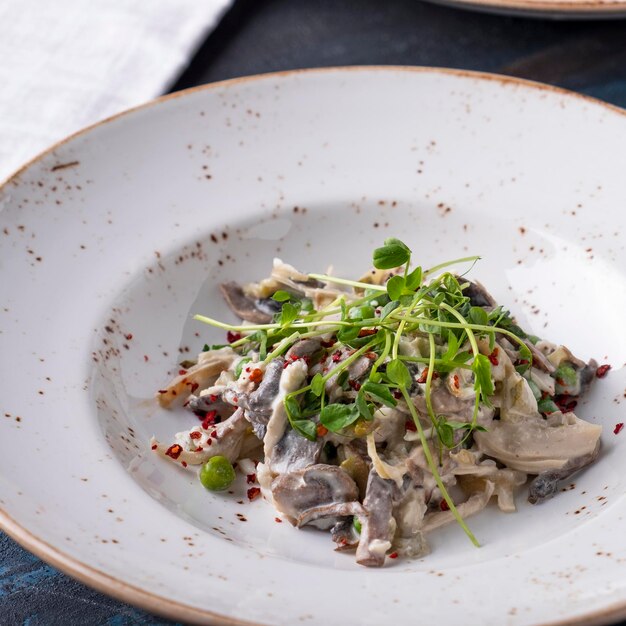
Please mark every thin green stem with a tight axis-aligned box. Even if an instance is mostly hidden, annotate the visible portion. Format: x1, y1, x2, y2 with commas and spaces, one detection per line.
400, 386, 479, 548
398, 355, 472, 370
308, 273, 387, 292
264, 331, 300, 363
423, 255, 480, 278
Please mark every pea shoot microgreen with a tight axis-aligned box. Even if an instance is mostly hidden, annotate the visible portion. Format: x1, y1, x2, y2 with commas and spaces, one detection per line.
194, 236, 537, 549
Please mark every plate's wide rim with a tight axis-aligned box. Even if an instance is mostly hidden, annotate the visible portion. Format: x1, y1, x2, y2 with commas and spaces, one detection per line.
1, 66, 626, 626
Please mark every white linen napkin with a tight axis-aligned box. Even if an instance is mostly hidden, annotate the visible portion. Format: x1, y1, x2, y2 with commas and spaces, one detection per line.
0, 0, 231, 182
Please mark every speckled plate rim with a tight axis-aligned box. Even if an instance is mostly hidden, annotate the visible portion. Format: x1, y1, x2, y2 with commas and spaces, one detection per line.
423, 0, 626, 19
1, 66, 626, 626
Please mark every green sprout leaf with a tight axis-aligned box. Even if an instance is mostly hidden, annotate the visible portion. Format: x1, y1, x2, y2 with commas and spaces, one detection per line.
373, 239, 411, 270
386, 275, 406, 301
272, 290, 292, 302
405, 266, 423, 291
284, 395, 301, 420
310, 372, 325, 396
361, 381, 397, 408
279, 302, 299, 326
355, 389, 374, 421
379, 300, 399, 321
472, 354, 494, 404
320, 403, 360, 432
386, 358, 413, 388
468, 306, 489, 327
292, 419, 317, 441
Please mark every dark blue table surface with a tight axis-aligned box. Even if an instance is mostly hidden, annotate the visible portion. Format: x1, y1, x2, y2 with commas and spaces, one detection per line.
2, 0, 626, 624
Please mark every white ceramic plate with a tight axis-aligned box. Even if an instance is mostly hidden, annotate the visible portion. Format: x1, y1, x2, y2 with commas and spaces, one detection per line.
1, 67, 625, 626
424, 0, 626, 19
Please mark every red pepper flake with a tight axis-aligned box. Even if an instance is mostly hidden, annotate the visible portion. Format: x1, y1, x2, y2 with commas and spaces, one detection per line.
440, 499, 450, 511
157, 389, 168, 395
555, 395, 577, 413
332, 351, 342, 363
452, 374, 460, 390
125, 333, 133, 340
151, 444, 157, 450
195, 446, 204, 451
388, 552, 399, 559
246, 473, 256, 484
393, 390, 402, 400
405, 420, 417, 432
614, 423, 624, 435
201, 410, 217, 430
210, 430, 219, 440
232, 396, 238, 403
188, 381, 199, 393
209, 394, 218, 402
348, 379, 361, 391
178, 369, 187, 375
488, 348, 499, 366
365, 351, 378, 360
274, 517, 283, 523
190, 431, 202, 440
317, 424, 329, 437
181, 461, 188, 468
165, 444, 182, 460
320, 339, 336, 348
143, 355, 149, 362
596, 364, 611, 378
249, 368, 263, 383
417, 368, 430, 384
227, 331, 242, 343
516, 359, 529, 366
358, 328, 377, 338
247, 487, 261, 501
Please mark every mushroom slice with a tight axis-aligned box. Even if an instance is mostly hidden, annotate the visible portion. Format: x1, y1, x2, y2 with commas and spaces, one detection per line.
423, 480, 495, 532
331, 518, 361, 551
391, 480, 429, 558
459, 278, 497, 309
219, 281, 277, 324
528, 443, 600, 504
157, 347, 237, 408
297, 501, 366, 529
523, 339, 556, 374
271, 464, 360, 526
270, 426, 324, 475
285, 338, 323, 362
474, 413, 602, 474
239, 357, 285, 439
263, 359, 309, 460
356, 471, 398, 567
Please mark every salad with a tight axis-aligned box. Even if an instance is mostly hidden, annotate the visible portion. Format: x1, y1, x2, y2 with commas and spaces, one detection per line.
152, 238, 602, 566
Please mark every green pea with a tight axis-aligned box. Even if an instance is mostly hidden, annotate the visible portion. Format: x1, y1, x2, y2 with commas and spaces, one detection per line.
199, 456, 236, 491
353, 516, 362, 533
